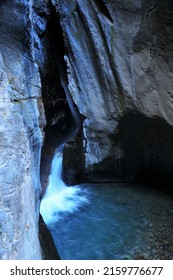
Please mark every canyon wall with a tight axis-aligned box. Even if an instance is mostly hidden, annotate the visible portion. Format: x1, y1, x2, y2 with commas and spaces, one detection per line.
0, 0, 46, 259
52, 0, 173, 184
0, 0, 65, 260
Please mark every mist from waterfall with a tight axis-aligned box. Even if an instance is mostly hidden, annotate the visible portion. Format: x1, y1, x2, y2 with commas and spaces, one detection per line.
40, 148, 88, 224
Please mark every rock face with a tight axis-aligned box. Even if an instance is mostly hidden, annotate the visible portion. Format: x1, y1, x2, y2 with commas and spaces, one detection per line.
0, 0, 45, 259
52, 0, 173, 184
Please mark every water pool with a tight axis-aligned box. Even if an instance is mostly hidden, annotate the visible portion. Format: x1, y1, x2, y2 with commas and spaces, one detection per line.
40, 152, 173, 259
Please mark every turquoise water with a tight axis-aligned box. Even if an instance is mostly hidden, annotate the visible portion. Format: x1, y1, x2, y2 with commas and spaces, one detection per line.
46, 183, 173, 260
41, 153, 173, 260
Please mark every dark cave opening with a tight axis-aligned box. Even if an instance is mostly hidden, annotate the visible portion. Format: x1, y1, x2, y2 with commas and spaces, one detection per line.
118, 112, 173, 194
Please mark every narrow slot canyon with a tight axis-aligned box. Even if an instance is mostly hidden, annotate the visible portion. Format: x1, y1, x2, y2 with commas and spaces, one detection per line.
38, 5, 80, 259
1, 0, 173, 260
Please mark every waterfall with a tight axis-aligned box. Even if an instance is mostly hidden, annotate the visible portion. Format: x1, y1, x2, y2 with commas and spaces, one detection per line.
40, 148, 88, 224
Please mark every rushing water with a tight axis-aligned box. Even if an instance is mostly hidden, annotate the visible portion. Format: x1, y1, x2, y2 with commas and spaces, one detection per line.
41, 152, 173, 260
40, 150, 88, 223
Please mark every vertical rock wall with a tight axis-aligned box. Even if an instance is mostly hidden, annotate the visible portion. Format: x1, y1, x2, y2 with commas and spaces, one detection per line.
0, 0, 45, 259
54, 0, 173, 184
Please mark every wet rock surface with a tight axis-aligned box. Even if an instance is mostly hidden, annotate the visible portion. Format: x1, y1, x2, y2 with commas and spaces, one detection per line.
63, 128, 85, 185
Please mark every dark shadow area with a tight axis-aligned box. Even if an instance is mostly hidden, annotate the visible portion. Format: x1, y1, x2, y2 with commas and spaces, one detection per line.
69, 112, 173, 194
94, 0, 113, 23
134, 171, 173, 195
41, 6, 77, 148
39, 214, 61, 260
133, 0, 173, 53
119, 112, 173, 194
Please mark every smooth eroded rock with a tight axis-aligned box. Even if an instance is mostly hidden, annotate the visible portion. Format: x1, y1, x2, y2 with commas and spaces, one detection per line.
55, 0, 173, 184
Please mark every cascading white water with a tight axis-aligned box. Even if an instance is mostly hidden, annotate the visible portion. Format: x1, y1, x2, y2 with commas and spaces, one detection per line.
40, 148, 88, 224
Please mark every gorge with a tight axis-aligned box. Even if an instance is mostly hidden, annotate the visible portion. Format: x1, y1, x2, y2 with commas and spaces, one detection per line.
0, 0, 173, 259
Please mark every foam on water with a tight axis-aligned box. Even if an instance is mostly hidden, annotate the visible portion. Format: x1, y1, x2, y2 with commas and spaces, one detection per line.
40, 149, 88, 224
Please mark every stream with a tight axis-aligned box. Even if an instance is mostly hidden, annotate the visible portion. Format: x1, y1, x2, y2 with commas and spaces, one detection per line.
40, 151, 173, 260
